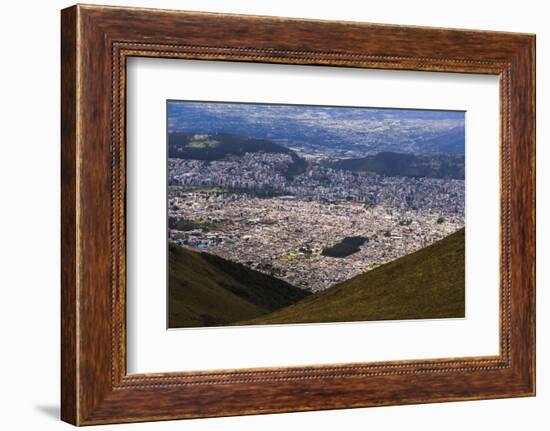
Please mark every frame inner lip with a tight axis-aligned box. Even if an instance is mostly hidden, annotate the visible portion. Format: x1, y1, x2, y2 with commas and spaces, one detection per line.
115, 45, 511, 383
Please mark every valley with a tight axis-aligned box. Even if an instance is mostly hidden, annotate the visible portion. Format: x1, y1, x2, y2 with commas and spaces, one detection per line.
166, 101, 466, 328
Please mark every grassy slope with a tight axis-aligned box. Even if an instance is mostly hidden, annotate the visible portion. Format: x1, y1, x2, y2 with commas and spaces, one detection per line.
240, 228, 465, 325
168, 244, 310, 328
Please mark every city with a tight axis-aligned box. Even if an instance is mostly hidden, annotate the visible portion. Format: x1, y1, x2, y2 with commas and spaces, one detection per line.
166, 102, 466, 328
168, 152, 464, 292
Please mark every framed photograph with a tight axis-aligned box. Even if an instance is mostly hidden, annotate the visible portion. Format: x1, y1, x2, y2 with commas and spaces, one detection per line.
164, 100, 466, 329
61, 4, 535, 425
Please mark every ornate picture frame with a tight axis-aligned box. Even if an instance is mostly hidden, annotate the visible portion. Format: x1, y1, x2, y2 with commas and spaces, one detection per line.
61, 4, 535, 425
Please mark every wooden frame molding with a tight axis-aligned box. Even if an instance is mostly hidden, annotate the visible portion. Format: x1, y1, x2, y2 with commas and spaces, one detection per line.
61, 4, 535, 426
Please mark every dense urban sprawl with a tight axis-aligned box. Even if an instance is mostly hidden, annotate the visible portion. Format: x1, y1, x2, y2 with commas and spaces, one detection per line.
168, 153, 464, 292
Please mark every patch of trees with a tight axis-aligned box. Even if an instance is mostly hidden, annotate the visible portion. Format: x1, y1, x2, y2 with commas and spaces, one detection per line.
321, 236, 368, 258
327, 151, 465, 180
168, 131, 307, 178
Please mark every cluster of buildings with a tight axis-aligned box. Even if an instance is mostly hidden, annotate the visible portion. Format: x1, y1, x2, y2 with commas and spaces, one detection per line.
168, 189, 464, 292
168, 153, 292, 192
169, 154, 465, 214
167, 150, 465, 292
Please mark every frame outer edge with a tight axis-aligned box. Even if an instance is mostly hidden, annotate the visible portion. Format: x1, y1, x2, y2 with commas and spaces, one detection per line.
61, 5, 79, 426
531, 34, 536, 396
506, 35, 536, 396
523, 34, 536, 395
526, 35, 536, 396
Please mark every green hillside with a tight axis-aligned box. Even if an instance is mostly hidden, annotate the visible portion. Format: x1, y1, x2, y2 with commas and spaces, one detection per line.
168, 132, 306, 178
168, 244, 310, 328
239, 228, 465, 325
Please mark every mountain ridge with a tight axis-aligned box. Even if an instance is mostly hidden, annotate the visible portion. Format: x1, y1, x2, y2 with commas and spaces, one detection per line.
168, 243, 311, 328
326, 151, 465, 179
239, 228, 465, 325
168, 131, 306, 178
169, 228, 465, 328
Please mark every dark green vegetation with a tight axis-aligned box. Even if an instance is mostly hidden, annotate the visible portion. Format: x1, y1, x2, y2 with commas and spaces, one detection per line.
168, 244, 311, 328
327, 151, 465, 179
168, 131, 306, 179
170, 229, 465, 328
321, 236, 368, 258
168, 217, 224, 232
240, 228, 465, 325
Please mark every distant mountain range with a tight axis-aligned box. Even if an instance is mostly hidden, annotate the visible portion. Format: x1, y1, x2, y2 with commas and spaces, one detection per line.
169, 132, 464, 180
168, 228, 465, 328
326, 151, 465, 180
168, 101, 465, 156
